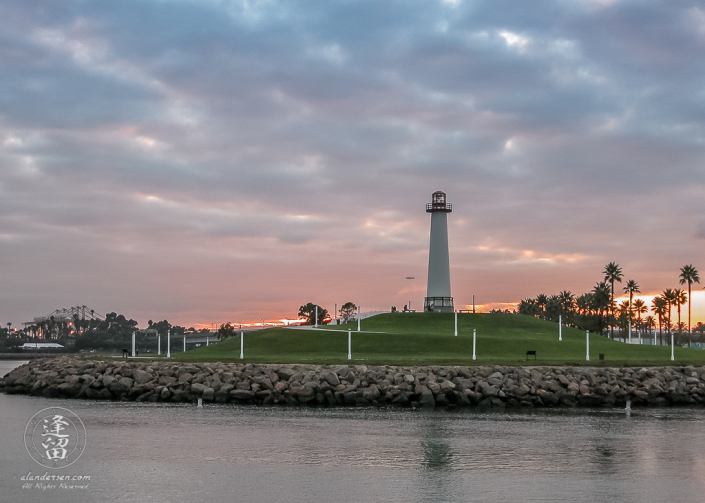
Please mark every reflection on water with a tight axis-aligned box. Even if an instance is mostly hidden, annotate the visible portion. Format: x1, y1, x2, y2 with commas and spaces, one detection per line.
421, 438, 453, 469
2, 360, 705, 503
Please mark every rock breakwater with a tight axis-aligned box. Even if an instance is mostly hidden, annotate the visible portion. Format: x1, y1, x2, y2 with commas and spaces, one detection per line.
2, 358, 705, 408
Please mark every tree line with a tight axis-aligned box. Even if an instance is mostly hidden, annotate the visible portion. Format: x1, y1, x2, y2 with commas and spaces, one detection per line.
0, 312, 210, 352
518, 263, 702, 345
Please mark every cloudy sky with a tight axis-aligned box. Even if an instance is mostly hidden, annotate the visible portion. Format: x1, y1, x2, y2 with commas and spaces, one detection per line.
1, 0, 705, 328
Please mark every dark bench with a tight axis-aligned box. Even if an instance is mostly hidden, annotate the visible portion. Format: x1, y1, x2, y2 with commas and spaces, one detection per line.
526, 350, 537, 360
122, 348, 129, 358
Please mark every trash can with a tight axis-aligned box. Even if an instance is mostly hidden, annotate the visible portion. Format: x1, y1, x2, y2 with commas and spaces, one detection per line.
599, 353, 604, 360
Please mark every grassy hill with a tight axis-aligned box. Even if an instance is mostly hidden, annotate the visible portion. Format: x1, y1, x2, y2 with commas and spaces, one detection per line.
174, 313, 705, 367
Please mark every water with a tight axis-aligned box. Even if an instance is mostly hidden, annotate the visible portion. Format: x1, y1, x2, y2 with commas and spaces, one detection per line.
3, 360, 705, 503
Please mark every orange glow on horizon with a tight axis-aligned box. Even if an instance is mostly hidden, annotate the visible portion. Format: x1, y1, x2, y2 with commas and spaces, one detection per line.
182, 290, 705, 331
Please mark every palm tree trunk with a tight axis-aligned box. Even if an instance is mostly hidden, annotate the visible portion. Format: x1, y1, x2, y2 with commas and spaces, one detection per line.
610, 281, 614, 339
688, 282, 692, 334
629, 292, 633, 334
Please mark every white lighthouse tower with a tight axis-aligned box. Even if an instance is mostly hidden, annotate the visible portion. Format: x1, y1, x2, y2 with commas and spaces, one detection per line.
424, 191, 454, 313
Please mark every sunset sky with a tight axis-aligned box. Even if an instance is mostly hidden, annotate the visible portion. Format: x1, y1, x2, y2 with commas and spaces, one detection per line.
1, 0, 704, 328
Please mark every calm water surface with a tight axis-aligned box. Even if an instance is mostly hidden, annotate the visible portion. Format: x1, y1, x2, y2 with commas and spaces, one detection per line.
2, 360, 705, 503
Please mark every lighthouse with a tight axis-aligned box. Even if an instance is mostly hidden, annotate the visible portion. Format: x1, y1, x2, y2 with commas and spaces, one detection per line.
424, 191, 454, 313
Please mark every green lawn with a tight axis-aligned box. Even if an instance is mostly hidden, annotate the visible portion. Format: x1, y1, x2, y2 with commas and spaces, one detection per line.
170, 313, 705, 367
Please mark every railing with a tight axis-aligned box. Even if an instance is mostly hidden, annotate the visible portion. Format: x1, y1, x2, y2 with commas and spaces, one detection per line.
426, 202, 452, 212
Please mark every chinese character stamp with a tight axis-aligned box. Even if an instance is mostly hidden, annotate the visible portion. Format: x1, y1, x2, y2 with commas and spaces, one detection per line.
25, 407, 86, 469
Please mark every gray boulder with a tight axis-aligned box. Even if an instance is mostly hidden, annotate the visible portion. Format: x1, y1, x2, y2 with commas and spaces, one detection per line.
362, 384, 381, 401
119, 377, 135, 389
252, 375, 274, 390
230, 389, 256, 400
158, 376, 177, 386
191, 383, 207, 395
133, 369, 152, 384
178, 372, 193, 383
57, 381, 82, 397
418, 387, 435, 408
323, 371, 340, 386
481, 385, 499, 397
294, 387, 315, 403
440, 380, 456, 393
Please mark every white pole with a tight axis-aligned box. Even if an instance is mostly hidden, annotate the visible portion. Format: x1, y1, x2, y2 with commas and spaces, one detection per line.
586, 330, 590, 361
629, 324, 631, 344
167, 330, 171, 358
207, 337, 209, 346
315, 306, 318, 328
335, 303, 337, 323
348, 329, 352, 360
357, 306, 361, 332
671, 332, 675, 361
158, 334, 161, 356
454, 311, 458, 336
472, 329, 476, 361
131, 332, 135, 357
183, 334, 186, 352
240, 331, 244, 359
559, 315, 562, 341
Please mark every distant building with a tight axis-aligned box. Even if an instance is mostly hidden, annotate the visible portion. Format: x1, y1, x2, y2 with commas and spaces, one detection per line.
20, 343, 64, 349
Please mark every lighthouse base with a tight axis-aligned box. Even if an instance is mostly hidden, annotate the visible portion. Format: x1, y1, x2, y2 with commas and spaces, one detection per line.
424, 297, 454, 313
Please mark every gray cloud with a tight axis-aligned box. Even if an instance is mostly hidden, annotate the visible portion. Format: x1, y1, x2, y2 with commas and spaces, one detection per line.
1, 0, 704, 326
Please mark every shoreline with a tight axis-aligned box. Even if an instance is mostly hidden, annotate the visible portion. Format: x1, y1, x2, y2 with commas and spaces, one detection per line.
2, 357, 704, 409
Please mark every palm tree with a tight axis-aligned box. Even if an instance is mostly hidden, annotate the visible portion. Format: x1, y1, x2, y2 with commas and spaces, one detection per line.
674, 289, 688, 335
617, 301, 630, 334
592, 281, 612, 335
603, 262, 623, 338
576, 293, 592, 316
643, 315, 656, 341
622, 279, 640, 335
652, 296, 667, 345
663, 288, 677, 336
679, 264, 700, 334
632, 298, 647, 339
519, 298, 540, 317
558, 290, 575, 321
694, 322, 705, 340
536, 294, 548, 319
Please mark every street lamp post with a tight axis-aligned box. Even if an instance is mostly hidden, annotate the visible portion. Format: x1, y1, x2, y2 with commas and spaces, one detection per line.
472, 328, 476, 360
